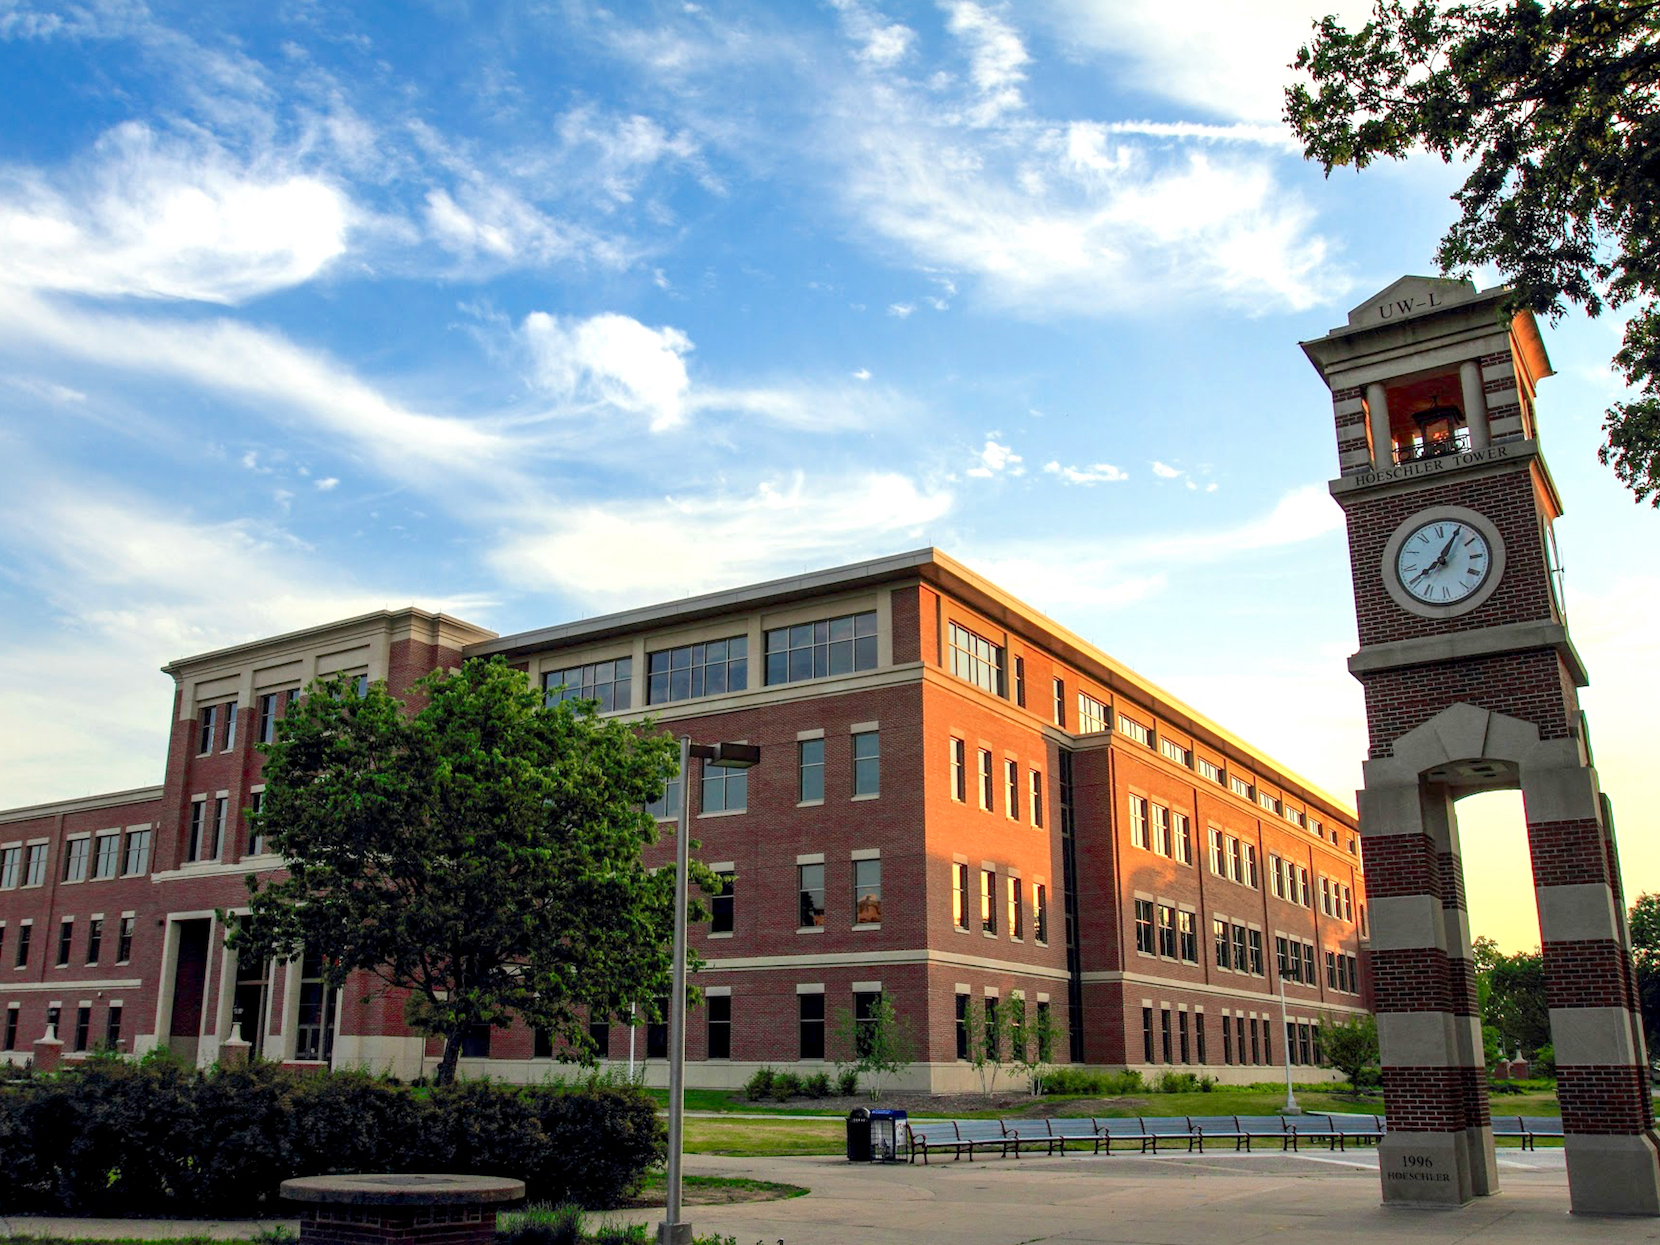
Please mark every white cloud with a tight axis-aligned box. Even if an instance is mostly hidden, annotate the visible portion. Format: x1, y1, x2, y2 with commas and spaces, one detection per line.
888, 301, 915, 318
0, 122, 350, 303
966, 437, 1023, 478
943, 2, 1031, 124
521, 310, 694, 432
315, 476, 340, 490
853, 367, 872, 380
830, 0, 916, 67
1044, 459, 1127, 484
1151, 460, 1182, 478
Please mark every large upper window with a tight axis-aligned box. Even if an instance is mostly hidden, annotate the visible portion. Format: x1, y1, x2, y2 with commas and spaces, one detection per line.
765, 611, 877, 684
852, 732, 880, 796
701, 761, 747, 814
1077, 693, 1109, 735
545, 658, 633, 712
648, 638, 746, 704
853, 858, 882, 924
948, 622, 1004, 695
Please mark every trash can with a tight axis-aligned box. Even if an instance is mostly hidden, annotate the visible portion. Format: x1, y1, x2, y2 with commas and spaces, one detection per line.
869, 1108, 908, 1162
846, 1107, 872, 1162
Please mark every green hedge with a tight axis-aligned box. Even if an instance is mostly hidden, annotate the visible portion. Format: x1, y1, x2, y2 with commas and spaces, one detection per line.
0, 1055, 663, 1216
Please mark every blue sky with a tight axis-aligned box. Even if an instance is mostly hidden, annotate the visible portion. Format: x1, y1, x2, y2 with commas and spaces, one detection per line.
0, 0, 1652, 950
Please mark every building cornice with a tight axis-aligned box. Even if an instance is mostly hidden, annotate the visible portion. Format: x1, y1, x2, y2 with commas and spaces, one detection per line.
0, 786, 164, 825
162, 608, 497, 678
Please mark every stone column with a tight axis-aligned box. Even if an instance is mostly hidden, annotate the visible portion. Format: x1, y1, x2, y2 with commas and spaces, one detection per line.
1357, 774, 1491, 1206
1366, 383, 1392, 469
1460, 361, 1490, 449
33, 1025, 63, 1074
1522, 743, 1660, 1215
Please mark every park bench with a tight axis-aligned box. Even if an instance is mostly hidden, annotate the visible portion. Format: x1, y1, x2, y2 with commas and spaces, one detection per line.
1308, 1112, 1385, 1150
905, 1119, 1020, 1163
1142, 1115, 1201, 1152
1233, 1115, 1296, 1150
1289, 1114, 1343, 1150
1188, 1115, 1252, 1152
1100, 1117, 1153, 1153
1043, 1116, 1112, 1155
1491, 1115, 1527, 1145
1519, 1116, 1565, 1149
1000, 1117, 1059, 1157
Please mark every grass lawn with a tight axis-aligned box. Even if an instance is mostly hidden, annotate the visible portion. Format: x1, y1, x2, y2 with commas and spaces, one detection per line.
683, 1115, 845, 1156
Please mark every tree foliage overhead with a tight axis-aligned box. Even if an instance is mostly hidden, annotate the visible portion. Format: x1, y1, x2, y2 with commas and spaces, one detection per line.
1285, 0, 1660, 504
1629, 891, 1660, 1056
1321, 1011, 1380, 1093
228, 657, 684, 1084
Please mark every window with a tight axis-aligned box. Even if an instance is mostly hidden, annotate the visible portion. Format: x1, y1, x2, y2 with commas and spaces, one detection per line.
950, 738, 966, 801
63, 837, 89, 883
1326, 950, 1338, 989
1156, 904, 1176, 958
1242, 844, 1259, 889
1013, 656, 1026, 706
647, 1000, 668, 1059
213, 797, 226, 858
3, 1007, 16, 1051
187, 801, 206, 862
533, 1025, 553, 1058
1117, 714, 1150, 746
224, 701, 238, 750
799, 992, 826, 1059
588, 1016, 610, 1058
1196, 1012, 1207, 1064
1142, 1007, 1155, 1063
645, 761, 682, 820
1030, 771, 1044, 827
1151, 804, 1170, 856
1178, 910, 1197, 963
1229, 775, 1252, 799
1226, 835, 1241, 882
1269, 853, 1284, 899
1213, 917, 1229, 969
198, 704, 218, 754
1196, 757, 1221, 783
24, 844, 46, 887
122, 828, 151, 876
710, 871, 734, 934
1129, 794, 1148, 849
295, 949, 338, 1062
1222, 1014, 1233, 1064
1249, 929, 1264, 976
15, 923, 30, 967
1347, 834, 1359, 856
92, 833, 120, 880
1302, 942, 1316, 984
56, 919, 73, 966
1347, 953, 1359, 991
1077, 692, 1108, 734
1052, 678, 1066, 726
1035, 884, 1049, 945
647, 638, 746, 704
105, 1004, 122, 1050
706, 995, 731, 1059
955, 993, 970, 1060
1258, 791, 1279, 813
1178, 1011, 1190, 1064
854, 991, 882, 1057
852, 731, 880, 796
798, 864, 825, 928
1004, 760, 1019, 819
853, 858, 882, 924
1134, 899, 1155, 954
545, 658, 634, 711
86, 918, 103, 964
0, 846, 18, 889
980, 869, 997, 933
953, 863, 969, 930
1172, 812, 1192, 865
1284, 806, 1305, 827
949, 622, 1004, 695
977, 749, 993, 810
798, 738, 825, 802
1161, 1008, 1173, 1063
74, 1005, 91, 1052
1208, 827, 1223, 874
258, 692, 280, 743
701, 761, 747, 813
1008, 877, 1024, 939
1278, 936, 1294, 981
247, 791, 267, 856
1296, 866, 1310, 907
1250, 1018, 1261, 1064
1343, 885, 1354, 921
1160, 737, 1191, 766
765, 611, 877, 684
117, 916, 134, 963
1232, 923, 1248, 972
984, 997, 1000, 1060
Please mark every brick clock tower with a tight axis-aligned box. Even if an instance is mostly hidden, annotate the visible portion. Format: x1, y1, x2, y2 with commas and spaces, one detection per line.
1303, 277, 1660, 1215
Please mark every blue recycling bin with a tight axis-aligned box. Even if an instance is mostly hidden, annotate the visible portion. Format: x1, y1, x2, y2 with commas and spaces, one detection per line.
868, 1108, 908, 1162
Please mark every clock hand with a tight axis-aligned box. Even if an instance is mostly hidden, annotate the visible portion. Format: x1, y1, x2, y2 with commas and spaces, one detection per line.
1432, 526, 1462, 568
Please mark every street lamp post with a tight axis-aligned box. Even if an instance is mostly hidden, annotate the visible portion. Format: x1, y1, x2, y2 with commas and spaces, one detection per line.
1278, 972, 1301, 1115
659, 737, 759, 1245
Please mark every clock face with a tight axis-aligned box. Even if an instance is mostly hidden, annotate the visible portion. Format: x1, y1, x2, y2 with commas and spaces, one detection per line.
1394, 519, 1493, 605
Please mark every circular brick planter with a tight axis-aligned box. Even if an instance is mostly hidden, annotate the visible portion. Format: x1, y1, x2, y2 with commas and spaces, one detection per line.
281, 1174, 525, 1245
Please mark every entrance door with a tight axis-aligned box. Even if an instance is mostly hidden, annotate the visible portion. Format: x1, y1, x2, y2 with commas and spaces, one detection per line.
167, 918, 211, 1062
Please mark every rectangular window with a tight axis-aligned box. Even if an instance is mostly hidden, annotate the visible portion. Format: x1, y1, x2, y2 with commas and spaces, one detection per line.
647, 638, 746, 704
92, 833, 120, 880
1030, 771, 1044, 827
798, 738, 825, 802
1321, 876, 1332, 915
1142, 1006, 1154, 1063
1297, 866, 1310, 906
1196, 1013, 1207, 1064
948, 622, 1004, 695
953, 862, 969, 930
1269, 854, 1283, 899
853, 858, 882, 924
1178, 910, 1197, 963
224, 701, 238, 750
1242, 843, 1259, 889
706, 995, 732, 1059
700, 762, 747, 813
1134, 899, 1155, 954
1052, 678, 1066, 727
1302, 942, 1316, 984
1284, 806, 1304, 827
1226, 835, 1242, 882
710, 871, 734, 934
1035, 883, 1049, 945
1008, 877, 1024, 939
765, 611, 877, 685
1196, 757, 1221, 783
247, 791, 267, 856
1238, 1015, 1248, 1064
1232, 923, 1248, 972
852, 731, 880, 796
74, 1005, 91, 1052
1077, 692, 1108, 734
1129, 794, 1148, 849
1208, 827, 1223, 874
15, 923, 30, 967
122, 828, 152, 876
1213, 917, 1229, 969
1160, 737, 1191, 766
798, 863, 825, 928
1117, 714, 1150, 746
198, 705, 218, 754
85, 917, 103, 965
1156, 904, 1176, 958
955, 993, 969, 1060
1229, 775, 1252, 799
0, 846, 18, 889
1249, 929, 1264, 976
977, 748, 993, 810
63, 837, 89, 883
1258, 791, 1279, 813
1326, 950, 1338, 989
187, 800, 205, 862
1222, 1014, 1233, 1064
25, 843, 46, 887
1299, 1022, 1312, 1067
545, 658, 634, 711
1250, 1018, 1261, 1064
854, 991, 882, 1057
984, 997, 1000, 1060
56, 918, 73, 966
647, 1000, 668, 1059
105, 1004, 122, 1050
1151, 804, 1170, 856
980, 869, 997, 934
799, 992, 826, 1059
645, 761, 682, 820
1178, 1011, 1190, 1064
258, 692, 279, 743
1348, 954, 1359, 991
1004, 760, 1019, 819
950, 738, 966, 801
1277, 936, 1292, 980
117, 916, 134, 963
1160, 1008, 1173, 1063
1013, 656, 1026, 707
1172, 812, 1192, 864
213, 797, 227, 858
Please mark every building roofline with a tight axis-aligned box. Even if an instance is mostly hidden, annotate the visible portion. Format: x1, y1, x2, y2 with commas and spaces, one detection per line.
162, 607, 498, 676
0, 785, 166, 825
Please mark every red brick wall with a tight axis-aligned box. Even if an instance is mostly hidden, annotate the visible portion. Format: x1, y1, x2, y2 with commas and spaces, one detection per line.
1359, 648, 1575, 758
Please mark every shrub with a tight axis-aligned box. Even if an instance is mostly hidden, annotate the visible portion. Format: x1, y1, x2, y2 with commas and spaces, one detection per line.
1155, 1071, 1200, 1094
591, 1222, 649, 1245
497, 1203, 587, 1245
770, 1072, 802, 1102
802, 1072, 832, 1098
1039, 1068, 1145, 1097
743, 1067, 776, 1101
835, 1068, 859, 1096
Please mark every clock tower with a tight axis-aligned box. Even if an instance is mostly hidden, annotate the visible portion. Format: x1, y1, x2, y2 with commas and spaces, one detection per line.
1303, 277, 1660, 1215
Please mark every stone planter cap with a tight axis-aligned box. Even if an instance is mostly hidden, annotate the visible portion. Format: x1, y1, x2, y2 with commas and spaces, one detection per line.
280, 1174, 525, 1206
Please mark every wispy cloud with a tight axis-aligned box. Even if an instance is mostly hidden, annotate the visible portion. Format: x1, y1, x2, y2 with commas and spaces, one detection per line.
966, 437, 1024, 478
1045, 459, 1127, 484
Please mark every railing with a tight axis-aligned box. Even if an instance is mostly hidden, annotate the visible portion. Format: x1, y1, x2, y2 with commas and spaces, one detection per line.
1393, 428, 1471, 464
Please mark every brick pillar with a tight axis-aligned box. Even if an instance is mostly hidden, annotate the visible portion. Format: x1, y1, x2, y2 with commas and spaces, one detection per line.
33, 1026, 63, 1074
1523, 747, 1660, 1215
1358, 775, 1494, 1206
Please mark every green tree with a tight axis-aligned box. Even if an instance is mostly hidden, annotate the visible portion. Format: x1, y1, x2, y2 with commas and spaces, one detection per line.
1285, 0, 1660, 504
227, 658, 685, 1085
1630, 892, 1660, 1059
1321, 1012, 1380, 1093
831, 994, 916, 1099
962, 994, 1007, 1097
1484, 947, 1552, 1060
1012, 997, 1061, 1096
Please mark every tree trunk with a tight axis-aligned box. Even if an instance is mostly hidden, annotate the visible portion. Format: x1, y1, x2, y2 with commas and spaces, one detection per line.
435, 1028, 464, 1085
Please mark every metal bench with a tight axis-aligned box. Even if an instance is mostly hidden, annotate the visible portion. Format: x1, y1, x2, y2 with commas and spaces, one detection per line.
1100, 1117, 1152, 1153
1490, 1114, 1527, 1145
1520, 1115, 1565, 1150
1001, 1117, 1058, 1157
1234, 1115, 1296, 1151
1142, 1116, 1201, 1152
1290, 1114, 1343, 1150
1044, 1116, 1111, 1155
1188, 1115, 1251, 1152
1311, 1112, 1385, 1149
956, 1118, 1017, 1160
905, 1120, 970, 1164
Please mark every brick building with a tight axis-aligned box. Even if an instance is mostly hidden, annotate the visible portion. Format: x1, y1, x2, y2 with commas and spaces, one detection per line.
0, 549, 1366, 1090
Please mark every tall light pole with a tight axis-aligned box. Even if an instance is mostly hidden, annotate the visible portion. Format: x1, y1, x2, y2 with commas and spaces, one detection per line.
660, 737, 759, 1245
1278, 970, 1301, 1115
